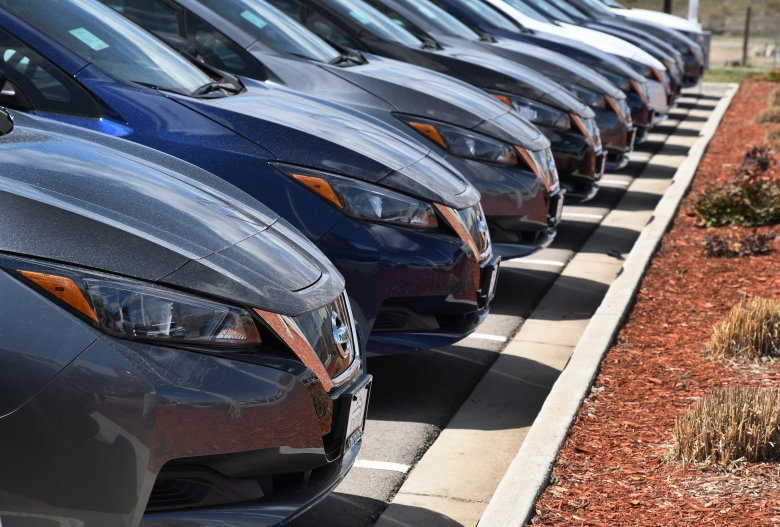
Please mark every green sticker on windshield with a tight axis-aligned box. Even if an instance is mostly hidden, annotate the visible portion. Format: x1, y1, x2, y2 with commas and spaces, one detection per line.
240, 10, 268, 29
348, 10, 371, 25
68, 27, 109, 51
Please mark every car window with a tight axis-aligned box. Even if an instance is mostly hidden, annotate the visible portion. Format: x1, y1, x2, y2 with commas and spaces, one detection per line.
492, 0, 549, 23
264, 0, 303, 19
0, 0, 213, 96
184, 12, 267, 77
437, 0, 521, 30
320, 0, 424, 48
102, 0, 180, 35
390, 0, 482, 40
0, 28, 101, 116
305, 10, 364, 49
198, 0, 341, 64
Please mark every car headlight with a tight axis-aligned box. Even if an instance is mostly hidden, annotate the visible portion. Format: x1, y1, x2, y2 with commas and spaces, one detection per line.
559, 82, 607, 110
273, 163, 439, 228
397, 115, 519, 166
5, 257, 261, 346
599, 70, 632, 93
489, 93, 571, 130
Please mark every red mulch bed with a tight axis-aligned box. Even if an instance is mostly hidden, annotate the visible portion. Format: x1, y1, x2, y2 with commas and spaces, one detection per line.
530, 80, 780, 526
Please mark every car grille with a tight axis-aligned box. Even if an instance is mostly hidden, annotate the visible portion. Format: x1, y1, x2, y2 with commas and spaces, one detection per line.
527, 147, 560, 192
456, 204, 491, 259
255, 293, 360, 391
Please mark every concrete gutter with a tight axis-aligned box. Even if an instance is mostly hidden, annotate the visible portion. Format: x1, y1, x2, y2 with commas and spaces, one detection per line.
477, 83, 739, 527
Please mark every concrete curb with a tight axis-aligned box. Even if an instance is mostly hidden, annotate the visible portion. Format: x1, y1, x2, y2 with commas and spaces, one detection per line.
477, 83, 739, 527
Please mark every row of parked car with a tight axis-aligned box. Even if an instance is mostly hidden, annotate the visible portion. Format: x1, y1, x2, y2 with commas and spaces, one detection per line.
0, 0, 705, 525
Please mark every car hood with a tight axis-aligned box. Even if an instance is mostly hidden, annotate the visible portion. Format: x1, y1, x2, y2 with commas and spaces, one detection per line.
612, 7, 702, 33
406, 41, 592, 117
255, 49, 542, 151
168, 79, 476, 209
321, 52, 510, 127
437, 34, 624, 100
0, 112, 344, 316
554, 23, 665, 70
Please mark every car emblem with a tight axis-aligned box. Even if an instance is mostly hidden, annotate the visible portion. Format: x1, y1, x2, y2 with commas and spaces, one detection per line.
331, 310, 352, 359
476, 209, 490, 253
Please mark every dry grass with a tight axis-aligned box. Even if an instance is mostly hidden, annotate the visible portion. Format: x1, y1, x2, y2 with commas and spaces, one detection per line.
707, 297, 780, 360
757, 106, 780, 124
766, 126, 780, 150
771, 89, 780, 107
671, 387, 780, 465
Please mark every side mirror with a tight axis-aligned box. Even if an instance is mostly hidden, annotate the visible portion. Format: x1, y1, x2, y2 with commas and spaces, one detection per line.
0, 69, 32, 111
0, 107, 14, 136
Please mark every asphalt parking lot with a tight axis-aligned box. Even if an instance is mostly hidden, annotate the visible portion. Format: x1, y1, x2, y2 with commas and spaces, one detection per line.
288, 85, 728, 527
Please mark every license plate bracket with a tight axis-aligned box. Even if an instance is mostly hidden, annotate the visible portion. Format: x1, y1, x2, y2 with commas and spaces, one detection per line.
343, 377, 372, 452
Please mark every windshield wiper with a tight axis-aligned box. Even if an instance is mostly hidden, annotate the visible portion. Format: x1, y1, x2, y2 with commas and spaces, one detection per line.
190, 81, 241, 97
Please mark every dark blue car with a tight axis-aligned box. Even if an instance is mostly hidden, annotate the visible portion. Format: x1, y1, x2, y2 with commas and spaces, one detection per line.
0, 0, 500, 356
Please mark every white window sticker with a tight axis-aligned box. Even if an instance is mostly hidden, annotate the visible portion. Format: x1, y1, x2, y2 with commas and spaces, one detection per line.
68, 27, 109, 51
240, 10, 268, 29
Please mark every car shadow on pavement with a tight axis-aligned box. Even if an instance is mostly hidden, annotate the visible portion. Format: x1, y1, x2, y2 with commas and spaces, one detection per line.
288, 494, 465, 527
366, 346, 555, 429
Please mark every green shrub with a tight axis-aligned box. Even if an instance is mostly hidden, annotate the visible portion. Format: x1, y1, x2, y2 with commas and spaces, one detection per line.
694, 145, 780, 227
765, 69, 780, 82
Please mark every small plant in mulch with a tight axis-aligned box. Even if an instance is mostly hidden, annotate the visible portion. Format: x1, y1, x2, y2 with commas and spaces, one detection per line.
766, 125, 780, 144
693, 145, 780, 227
757, 106, 780, 124
671, 387, 780, 465
771, 89, 780, 106
707, 297, 780, 360
703, 229, 776, 258
764, 69, 780, 82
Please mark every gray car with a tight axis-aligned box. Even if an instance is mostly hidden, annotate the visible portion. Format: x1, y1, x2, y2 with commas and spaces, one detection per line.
0, 107, 370, 527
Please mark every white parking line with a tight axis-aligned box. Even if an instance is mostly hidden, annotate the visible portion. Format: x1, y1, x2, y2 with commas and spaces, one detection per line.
600, 178, 632, 187
562, 211, 604, 221
354, 460, 410, 473
466, 333, 508, 343
506, 258, 566, 267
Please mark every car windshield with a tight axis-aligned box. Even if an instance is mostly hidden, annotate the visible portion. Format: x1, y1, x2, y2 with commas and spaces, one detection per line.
498, 0, 552, 23
0, 0, 213, 95
545, 0, 589, 20
600, 0, 624, 7
532, 0, 577, 23
393, 0, 482, 40
574, 0, 614, 15
198, 0, 341, 63
322, 0, 424, 47
445, 0, 522, 30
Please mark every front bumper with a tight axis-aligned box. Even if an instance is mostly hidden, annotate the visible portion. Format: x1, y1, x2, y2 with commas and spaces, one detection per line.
539, 126, 603, 203
0, 328, 370, 527
319, 212, 493, 356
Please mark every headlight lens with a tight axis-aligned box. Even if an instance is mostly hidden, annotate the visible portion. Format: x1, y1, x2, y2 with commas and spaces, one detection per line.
559, 82, 607, 110
489, 93, 571, 130
273, 163, 439, 228
599, 70, 632, 93
398, 115, 519, 166
8, 258, 261, 346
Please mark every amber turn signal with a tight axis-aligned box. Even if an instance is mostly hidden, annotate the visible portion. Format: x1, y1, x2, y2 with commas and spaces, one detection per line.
19, 270, 98, 322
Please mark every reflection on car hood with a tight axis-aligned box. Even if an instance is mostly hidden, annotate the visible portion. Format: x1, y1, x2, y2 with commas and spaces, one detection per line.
431, 43, 592, 117
485, 37, 625, 99
324, 52, 510, 127
0, 112, 344, 315
169, 79, 475, 208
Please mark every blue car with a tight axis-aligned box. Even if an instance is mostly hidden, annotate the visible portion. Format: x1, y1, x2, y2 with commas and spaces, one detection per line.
0, 0, 499, 356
